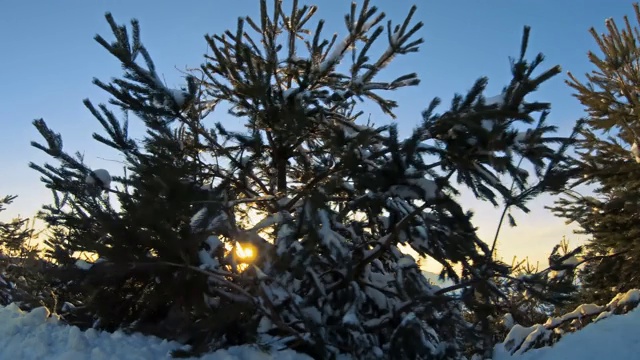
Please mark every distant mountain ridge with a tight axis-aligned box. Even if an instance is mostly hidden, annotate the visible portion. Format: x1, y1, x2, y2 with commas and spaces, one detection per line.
422, 270, 455, 288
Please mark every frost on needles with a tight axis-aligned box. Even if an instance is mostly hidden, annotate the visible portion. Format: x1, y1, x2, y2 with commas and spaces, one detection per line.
27, 0, 581, 359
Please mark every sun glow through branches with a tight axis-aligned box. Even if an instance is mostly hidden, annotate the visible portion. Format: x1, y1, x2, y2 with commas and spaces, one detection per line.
235, 242, 257, 263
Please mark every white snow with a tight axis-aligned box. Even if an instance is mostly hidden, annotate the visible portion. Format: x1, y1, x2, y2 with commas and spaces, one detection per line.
406, 177, 438, 200
316, 209, 349, 259
317, 36, 351, 73
4, 290, 640, 360
500, 323, 549, 357
494, 305, 640, 360
502, 313, 515, 330
85, 169, 111, 190
485, 94, 505, 107
197, 249, 219, 269
548, 270, 565, 280
250, 212, 283, 232
397, 256, 417, 268
481, 119, 495, 131
341, 311, 360, 327
388, 185, 421, 200
494, 289, 640, 359
282, 87, 298, 99
543, 303, 603, 328
204, 235, 222, 252
252, 265, 268, 280
167, 88, 187, 108
631, 141, 640, 163
75, 259, 93, 270
607, 288, 640, 307
593, 310, 612, 322
484, 93, 527, 112
561, 255, 580, 266
0, 303, 312, 360
190, 207, 208, 230
317, 20, 377, 74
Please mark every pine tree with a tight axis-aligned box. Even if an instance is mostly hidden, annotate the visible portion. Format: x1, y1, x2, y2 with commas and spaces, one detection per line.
30, 1, 579, 358
549, 3, 640, 303
498, 237, 581, 324
0, 195, 56, 310
0, 195, 38, 257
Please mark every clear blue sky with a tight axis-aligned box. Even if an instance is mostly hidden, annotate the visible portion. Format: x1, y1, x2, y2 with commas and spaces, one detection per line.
0, 0, 635, 269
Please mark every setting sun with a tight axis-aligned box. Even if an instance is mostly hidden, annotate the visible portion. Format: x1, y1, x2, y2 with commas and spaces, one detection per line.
235, 243, 257, 263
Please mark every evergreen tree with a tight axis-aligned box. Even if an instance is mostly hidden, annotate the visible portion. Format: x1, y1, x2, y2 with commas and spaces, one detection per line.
0, 195, 55, 310
30, 1, 579, 358
496, 238, 581, 325
0, 195, 38, 257
549, 3, 640, 303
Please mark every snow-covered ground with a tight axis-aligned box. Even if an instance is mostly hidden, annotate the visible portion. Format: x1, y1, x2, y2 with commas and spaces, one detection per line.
493, 305, 640, 360
1, 298, 639, 360
0, 303, 311, 360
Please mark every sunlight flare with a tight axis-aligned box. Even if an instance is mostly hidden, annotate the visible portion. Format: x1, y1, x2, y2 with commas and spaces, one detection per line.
235, 242, 257, 263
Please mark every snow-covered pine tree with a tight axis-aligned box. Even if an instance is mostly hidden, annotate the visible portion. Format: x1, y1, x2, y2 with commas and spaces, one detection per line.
549, 3, 640, 304
487, 238, 581, 344
30, 1, 580, 358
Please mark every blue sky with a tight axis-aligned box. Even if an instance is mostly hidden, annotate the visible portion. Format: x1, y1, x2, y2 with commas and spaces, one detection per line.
0, 0, 635, 270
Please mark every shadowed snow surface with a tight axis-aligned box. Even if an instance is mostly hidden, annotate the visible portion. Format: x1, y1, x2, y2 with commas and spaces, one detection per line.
0, 303, 311, 360
493, 306, 640, 360
2, 299, 639, 359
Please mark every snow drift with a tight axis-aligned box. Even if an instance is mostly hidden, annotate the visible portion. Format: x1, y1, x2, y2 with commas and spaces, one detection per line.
2, 290, 640, 360
493, 289, 640, 360
493, 305, 640, 360
0, 303, 311, 360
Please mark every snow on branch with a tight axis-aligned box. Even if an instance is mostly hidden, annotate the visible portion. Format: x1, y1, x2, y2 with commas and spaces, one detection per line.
499, 289, 640, 356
